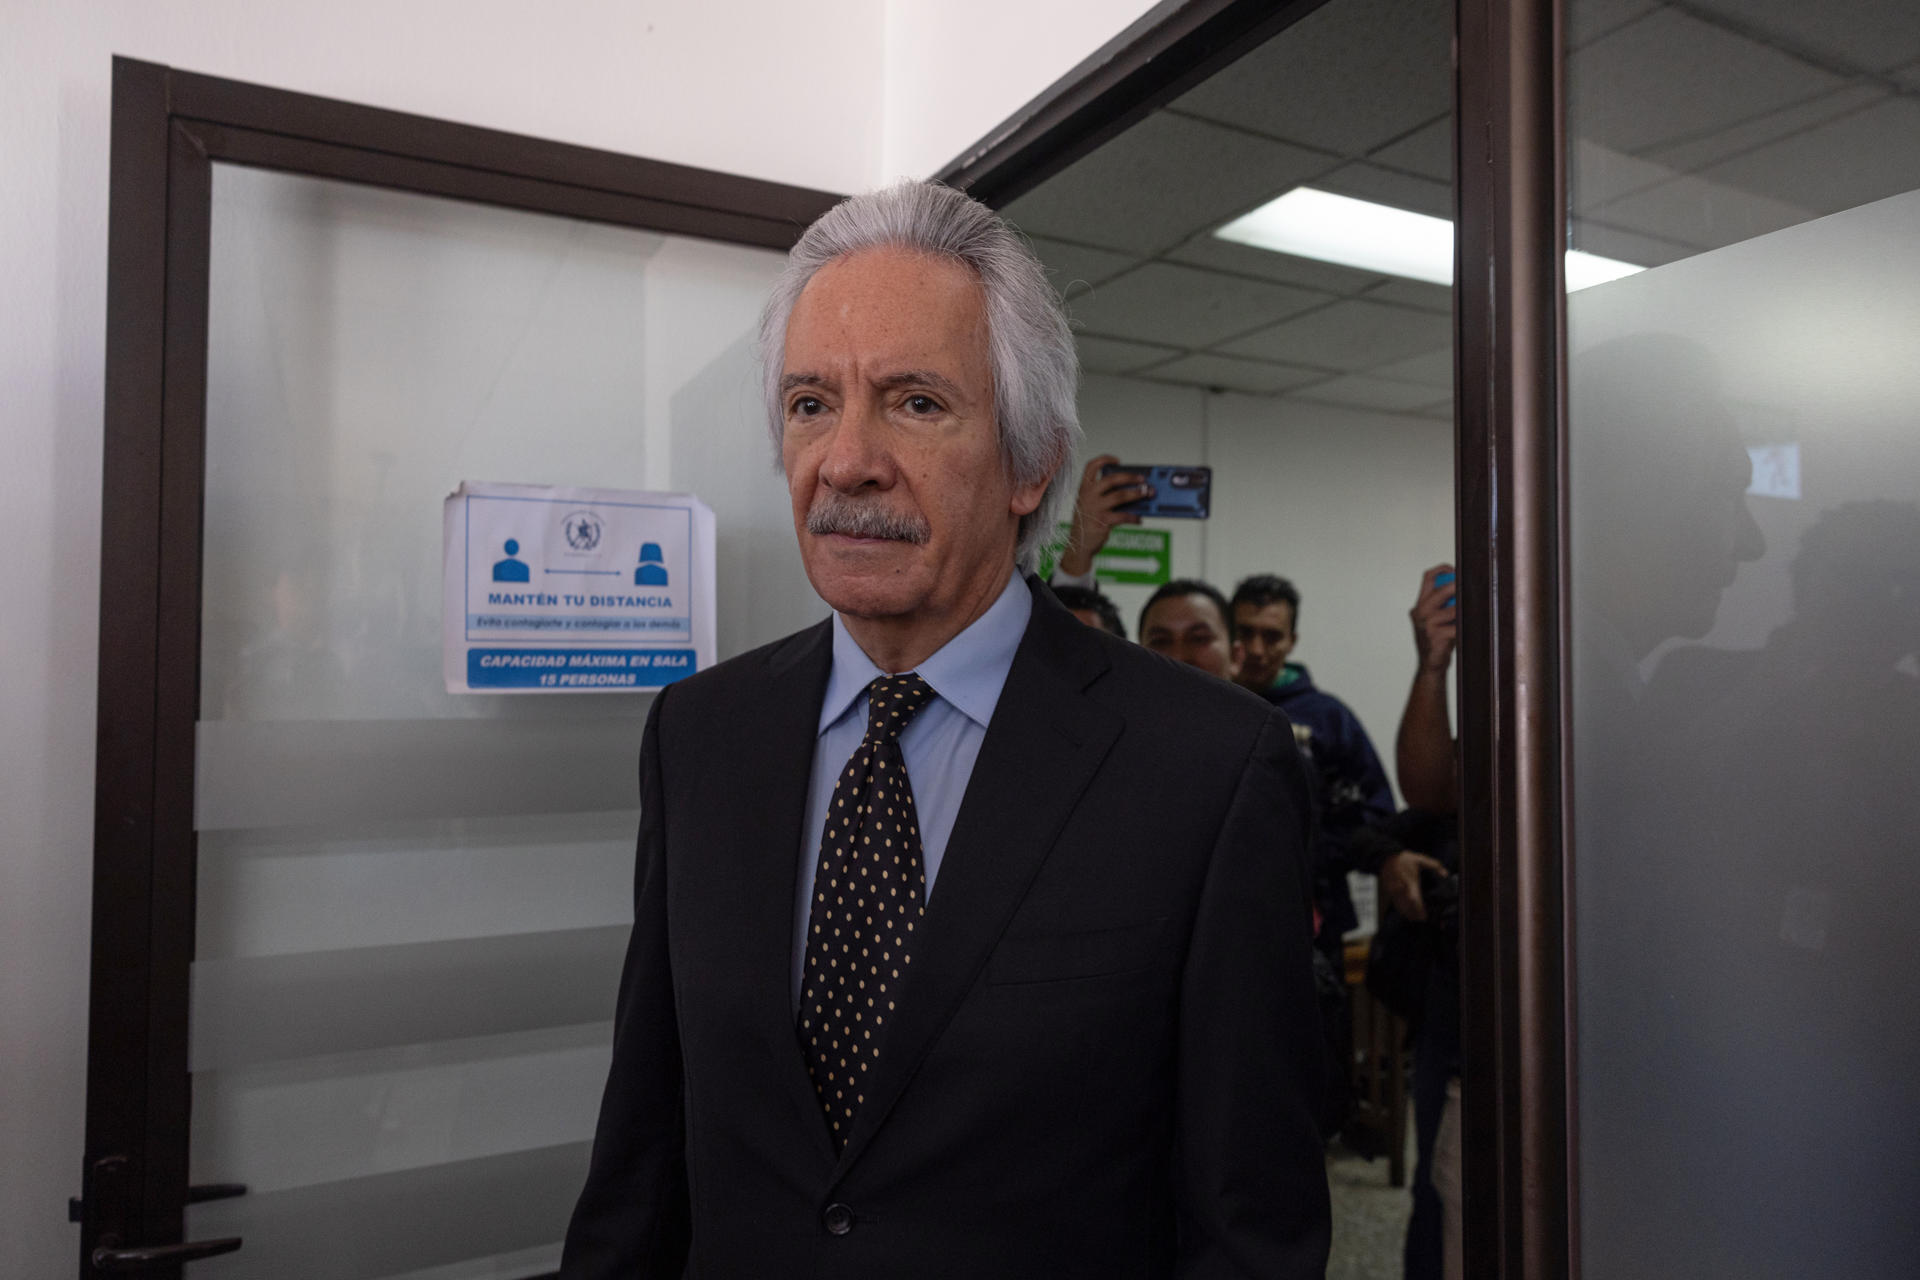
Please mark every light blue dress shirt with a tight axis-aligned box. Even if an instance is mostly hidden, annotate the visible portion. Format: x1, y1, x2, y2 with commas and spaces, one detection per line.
791, 570, 1032, 1004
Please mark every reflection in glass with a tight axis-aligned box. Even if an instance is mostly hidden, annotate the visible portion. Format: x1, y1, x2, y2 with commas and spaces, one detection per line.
190, 166, 801, 1278
1568, 4, 1920, 1273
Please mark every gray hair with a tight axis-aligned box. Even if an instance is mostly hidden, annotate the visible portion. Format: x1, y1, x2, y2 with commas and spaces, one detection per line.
758, 180, 1081, 571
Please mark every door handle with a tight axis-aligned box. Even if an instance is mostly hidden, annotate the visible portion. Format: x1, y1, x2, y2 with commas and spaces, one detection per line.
91, 1234, 242, 1271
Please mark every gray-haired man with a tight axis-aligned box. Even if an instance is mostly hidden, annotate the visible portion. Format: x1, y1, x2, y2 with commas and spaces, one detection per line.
561, 181, 1329, 1279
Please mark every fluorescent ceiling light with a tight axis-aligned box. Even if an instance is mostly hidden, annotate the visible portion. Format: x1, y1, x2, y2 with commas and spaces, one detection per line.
1215, 187, 1643, 293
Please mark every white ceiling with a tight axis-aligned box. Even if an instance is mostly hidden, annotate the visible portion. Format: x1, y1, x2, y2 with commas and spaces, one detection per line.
1003, 0, 1920, 418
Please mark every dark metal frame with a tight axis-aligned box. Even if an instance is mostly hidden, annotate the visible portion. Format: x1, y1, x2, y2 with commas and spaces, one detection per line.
935, 0, 1330, 204
941, 0, 1576, 1275
83, 55, 838, 1276
1453, 0, 1573, 1274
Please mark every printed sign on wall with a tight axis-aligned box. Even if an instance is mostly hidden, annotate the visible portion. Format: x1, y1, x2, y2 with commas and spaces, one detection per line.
443, 481, 716, 693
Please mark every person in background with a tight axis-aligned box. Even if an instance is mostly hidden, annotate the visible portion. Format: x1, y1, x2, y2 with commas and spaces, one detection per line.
1363, 561, 1463, 1280
1050, 582, 1126, 639
1396, 564, 1459, 814
1230, 574, 1395, 956
1138, 579, 1241, 681
1138, 574, 1353, 1141
1050, 453, 1151, 587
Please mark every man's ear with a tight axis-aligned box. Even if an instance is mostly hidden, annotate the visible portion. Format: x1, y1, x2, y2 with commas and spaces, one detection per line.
1010, 440, 1070, 517
1009, 478, 1048, 518
1229, 640, 1246, 680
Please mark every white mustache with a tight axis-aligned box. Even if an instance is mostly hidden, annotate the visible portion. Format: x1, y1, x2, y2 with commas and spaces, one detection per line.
806, 493, 931, 544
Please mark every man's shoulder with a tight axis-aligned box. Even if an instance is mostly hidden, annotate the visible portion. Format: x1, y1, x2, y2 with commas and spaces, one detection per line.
1094, 630, 1279, 744
657, 617, 831, 716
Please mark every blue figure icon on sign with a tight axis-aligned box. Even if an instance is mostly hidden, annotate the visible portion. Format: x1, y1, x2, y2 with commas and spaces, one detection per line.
635, 542, 669, 587
493, 539, 531, 583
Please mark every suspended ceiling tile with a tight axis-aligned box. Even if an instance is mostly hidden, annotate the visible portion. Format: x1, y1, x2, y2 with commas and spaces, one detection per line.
1137, 354, 1328, 395
1221, 298, 1452, 371
1000, 113, 1333, 256
1171, 0, 1452, 157
1364, 279, 1453, 315
1314, 162, 1452, 221
1029, 237, 1140, 301
1165, 234, 1387, 296
1684, 0, 1920, 76
1568, 9, 1845, 156
1697, 96, 1920, 219
1590, 170, 1812, 252
1369, 115, 1453, 182
1290, 374, 1444, 412
1644, 84, 1888, 177
1370, 348, 1454, 389
1065, 262, 1330, 348
1571, 137, 1682, 212
1075, 335, 1185, 376
1569, 218, 1698, 268
1568, 0, 1658, 50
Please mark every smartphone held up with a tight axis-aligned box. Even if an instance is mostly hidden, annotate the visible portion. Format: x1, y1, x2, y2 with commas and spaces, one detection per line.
1100, 464, 1212, 520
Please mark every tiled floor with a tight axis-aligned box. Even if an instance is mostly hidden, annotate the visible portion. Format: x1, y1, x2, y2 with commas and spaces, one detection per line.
1325, 1130, 1416, 1280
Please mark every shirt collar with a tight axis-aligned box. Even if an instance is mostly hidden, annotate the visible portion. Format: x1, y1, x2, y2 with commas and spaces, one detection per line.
819, 569, 1031, 735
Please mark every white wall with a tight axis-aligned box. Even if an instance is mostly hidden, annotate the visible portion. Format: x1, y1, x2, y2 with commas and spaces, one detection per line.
1078, 374, 1457, 798
0, 1, 1176, 1270
881, 0, 1166, 180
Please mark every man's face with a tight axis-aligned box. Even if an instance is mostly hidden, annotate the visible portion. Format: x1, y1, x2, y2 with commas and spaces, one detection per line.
780, 248, 1048, 624
1068, 608, 1108, 632
1232, 600, 1296, 691
1142, 593, 1241, 680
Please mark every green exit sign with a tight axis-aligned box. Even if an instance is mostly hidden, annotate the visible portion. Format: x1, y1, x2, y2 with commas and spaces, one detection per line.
1037, 524, 1172, 585
1095, 527, 1171, 585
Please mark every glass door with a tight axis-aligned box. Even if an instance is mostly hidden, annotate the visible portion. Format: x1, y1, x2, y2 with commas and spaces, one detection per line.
1564, 2, 1920, 1274
83, 62, 835, 1279
178, 164, 806, 1279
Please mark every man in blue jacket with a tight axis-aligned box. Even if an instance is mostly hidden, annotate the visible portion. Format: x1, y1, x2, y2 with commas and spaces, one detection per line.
1230, 574, 1395, 953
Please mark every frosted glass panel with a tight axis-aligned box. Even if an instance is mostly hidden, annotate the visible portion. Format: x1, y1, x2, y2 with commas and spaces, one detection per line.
191, 1025, 610, 1194
1568, 5, 1920, 1274
196, 718, 645, 829
184, 1144, 586, 1280
196, 812, 635, 960
193, 164, 806, 1276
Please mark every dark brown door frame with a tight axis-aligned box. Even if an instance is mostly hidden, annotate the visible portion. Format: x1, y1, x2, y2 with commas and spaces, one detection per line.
84, 55, 839, 1277
1454, 0, 1574, 1275
936, 0, 1332, 206
941, 0, 1577, 1275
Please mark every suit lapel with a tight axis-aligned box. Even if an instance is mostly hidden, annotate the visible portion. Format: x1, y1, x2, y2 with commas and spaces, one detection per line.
724, 620, 841, 1167
832, 586, 1122, 1177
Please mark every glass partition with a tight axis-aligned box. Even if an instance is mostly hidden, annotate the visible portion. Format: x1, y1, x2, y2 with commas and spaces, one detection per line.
998, 0, 1458, 1270
1567, 3, 1920, 1273
187, 164, 809, 1279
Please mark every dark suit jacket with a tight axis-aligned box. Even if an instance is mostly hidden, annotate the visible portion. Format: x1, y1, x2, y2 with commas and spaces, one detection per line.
561, 577, 1330, 1279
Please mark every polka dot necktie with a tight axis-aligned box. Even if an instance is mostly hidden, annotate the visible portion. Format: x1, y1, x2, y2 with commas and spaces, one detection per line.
798, 672, 936, 1148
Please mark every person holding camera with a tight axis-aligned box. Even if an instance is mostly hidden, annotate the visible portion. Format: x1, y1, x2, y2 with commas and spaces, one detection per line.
1358, 563, 1463, 1280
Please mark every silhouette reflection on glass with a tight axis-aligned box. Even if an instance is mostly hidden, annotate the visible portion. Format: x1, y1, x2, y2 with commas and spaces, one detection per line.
1575, 331, 1920, 1274
1634, 499, 1920, 1276
1569, 333, 1767, 1273
218, 548, 351, 719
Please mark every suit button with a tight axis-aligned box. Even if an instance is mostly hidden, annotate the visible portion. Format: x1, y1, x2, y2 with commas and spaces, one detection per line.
822, 1203, 854, 1236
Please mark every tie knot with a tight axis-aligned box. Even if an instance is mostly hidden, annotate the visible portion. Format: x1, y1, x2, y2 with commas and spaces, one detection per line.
864, 673, 935, 742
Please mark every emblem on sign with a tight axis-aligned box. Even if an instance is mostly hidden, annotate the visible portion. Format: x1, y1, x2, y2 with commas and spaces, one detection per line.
563, 510, 604, 553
